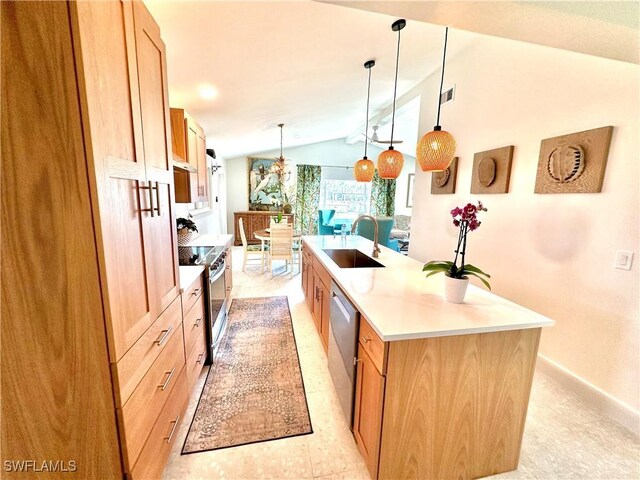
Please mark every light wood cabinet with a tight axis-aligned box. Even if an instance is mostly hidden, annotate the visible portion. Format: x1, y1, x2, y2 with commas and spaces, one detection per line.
300, 238, 543, 480
312, 274, 324, 336
301, 249, 311, 309
353, 343, 386, 480
170, 109, 209, 203
196, 130, 209, 199
302, 246, 331, 352
2, 1, 186, 477
233, 211, 294, 245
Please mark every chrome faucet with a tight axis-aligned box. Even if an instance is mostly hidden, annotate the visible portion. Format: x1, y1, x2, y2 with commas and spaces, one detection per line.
351, 215, 381, 258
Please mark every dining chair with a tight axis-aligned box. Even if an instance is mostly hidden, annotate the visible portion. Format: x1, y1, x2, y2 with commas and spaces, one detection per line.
270, 216, 289, 227
239, 217, 267, 271
268, 224, 295, 277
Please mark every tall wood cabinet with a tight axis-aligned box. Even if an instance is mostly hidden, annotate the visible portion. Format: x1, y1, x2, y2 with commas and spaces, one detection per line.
2, 1, 185, 477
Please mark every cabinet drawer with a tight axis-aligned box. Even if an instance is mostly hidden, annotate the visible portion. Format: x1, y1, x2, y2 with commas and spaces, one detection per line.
182, 274, 203, 315
359, 317, 386, 374
130, 367, 188, 480
185, 331, 207, 394
183, 294, 206, 357
113, 295, 182, 406
119, 326, 186, 471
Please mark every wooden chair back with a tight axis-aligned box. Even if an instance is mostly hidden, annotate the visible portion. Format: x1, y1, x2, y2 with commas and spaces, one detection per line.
270, 217, 289, 228
269, 224, 293, 258
239, 217, 249, 248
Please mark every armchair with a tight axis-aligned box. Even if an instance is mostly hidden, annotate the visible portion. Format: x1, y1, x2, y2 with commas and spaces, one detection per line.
317, 209, 336, 235
355, 217, 399, 251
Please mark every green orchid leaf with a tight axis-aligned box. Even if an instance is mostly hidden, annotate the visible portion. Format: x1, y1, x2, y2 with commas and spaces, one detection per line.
425, 270, 447, 278
462, 264, 491, 278
466, 271, 492, 290
422, 262, 453, 272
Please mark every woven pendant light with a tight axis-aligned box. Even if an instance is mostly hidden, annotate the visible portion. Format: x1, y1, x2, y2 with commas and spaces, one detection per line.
376, 19, 406, 180
417, 27, 456, 172
354, 60, 376, 182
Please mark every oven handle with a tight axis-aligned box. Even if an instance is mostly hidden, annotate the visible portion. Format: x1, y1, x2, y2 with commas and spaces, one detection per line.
209, 262, 226, 283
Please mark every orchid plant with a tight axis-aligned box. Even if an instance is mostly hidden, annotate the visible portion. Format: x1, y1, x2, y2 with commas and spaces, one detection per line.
176, 217, 198, 233
423, 201, 491, 289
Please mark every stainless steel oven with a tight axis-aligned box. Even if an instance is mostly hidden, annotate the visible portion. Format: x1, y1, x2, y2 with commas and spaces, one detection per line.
206, 250, 228, 362
178, 245, 229, 364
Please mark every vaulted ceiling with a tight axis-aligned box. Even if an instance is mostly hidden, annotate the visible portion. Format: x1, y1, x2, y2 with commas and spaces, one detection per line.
145, 0, 638, 159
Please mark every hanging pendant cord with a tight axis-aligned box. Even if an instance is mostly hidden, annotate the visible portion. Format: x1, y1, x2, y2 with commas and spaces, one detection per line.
390, 27, 401, 147
436, 26, 449, 127
364, 66, 372, 158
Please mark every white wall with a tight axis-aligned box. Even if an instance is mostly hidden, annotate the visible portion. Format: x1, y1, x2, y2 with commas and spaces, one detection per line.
226, 138, 416, 233
175, 156, 228, 235
409, 34, 639, 415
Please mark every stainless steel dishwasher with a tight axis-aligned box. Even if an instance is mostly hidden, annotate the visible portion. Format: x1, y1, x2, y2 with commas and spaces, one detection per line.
328, 281, 360, 429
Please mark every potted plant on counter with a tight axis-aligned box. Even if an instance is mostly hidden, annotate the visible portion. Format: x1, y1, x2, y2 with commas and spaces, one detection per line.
176, 217, 198, 246
423, 201, 491, 303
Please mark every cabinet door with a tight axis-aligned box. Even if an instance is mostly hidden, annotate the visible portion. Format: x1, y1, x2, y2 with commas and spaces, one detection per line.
320, 281, 330, 352
301, 256, 308, 298
134, 2, 171, 179
249, 214, 265, 244
354, 343, 386, 479
312, 272, 323, 335
196, 131, 208, 202
186, 117, 199, 169
185, 117, 199, 200
133, 1, 179, 318
72, 0, 153, 361
305, 257, 314, 310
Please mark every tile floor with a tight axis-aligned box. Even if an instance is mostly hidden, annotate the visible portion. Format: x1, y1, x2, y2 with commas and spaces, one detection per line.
163, 247, 639, 480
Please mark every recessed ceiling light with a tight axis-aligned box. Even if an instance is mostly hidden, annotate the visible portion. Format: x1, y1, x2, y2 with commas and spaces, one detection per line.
198, 84, 218, 100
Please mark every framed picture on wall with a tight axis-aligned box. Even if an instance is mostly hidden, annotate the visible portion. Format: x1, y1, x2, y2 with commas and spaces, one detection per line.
406, 173, 415, 208
247, 157, 282, 211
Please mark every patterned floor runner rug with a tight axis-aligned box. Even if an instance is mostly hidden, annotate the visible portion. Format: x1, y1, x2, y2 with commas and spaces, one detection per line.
182, 296, 312, 453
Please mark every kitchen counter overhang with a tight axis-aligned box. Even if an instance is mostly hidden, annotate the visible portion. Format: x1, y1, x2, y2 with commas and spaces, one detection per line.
302, 234, 554, 342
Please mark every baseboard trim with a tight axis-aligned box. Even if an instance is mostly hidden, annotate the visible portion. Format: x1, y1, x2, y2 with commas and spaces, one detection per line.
536, 354, 639, 436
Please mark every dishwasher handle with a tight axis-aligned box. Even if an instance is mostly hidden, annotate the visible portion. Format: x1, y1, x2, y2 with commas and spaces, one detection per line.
330, 293, 352, 326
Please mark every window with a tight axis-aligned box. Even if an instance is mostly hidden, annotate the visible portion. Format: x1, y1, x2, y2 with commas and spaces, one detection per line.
319, 179, 371, 225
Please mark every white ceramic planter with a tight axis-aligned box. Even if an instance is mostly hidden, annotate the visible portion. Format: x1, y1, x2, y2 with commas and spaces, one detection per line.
444, 275, 469, 303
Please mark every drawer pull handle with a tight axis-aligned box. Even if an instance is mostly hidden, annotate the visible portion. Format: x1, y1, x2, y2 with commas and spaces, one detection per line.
165, 415, 180, 444
155, 325, 174, 347
197, 353, 205, 364
353, 357, 363, 366
159, 367, 176, 391
362, 336, 371, 343
192, 288, 201, 296
194, 317, 203, 327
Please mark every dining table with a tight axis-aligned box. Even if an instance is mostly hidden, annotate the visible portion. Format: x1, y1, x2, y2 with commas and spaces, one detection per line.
254, 228, 303, 272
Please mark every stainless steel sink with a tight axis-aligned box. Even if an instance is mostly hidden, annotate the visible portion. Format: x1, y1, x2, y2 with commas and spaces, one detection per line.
322, 249, 385, 269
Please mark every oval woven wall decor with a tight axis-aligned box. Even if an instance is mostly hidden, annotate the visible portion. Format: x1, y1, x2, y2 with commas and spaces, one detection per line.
478, 157, 497, 187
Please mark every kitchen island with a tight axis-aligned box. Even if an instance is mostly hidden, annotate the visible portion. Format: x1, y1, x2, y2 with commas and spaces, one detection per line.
301, 235, 554, 480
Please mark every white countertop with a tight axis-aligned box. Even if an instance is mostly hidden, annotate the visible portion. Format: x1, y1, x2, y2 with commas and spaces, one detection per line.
302, 235, 554, 342
179, 265, 204, 293
185, 233, 233, 248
